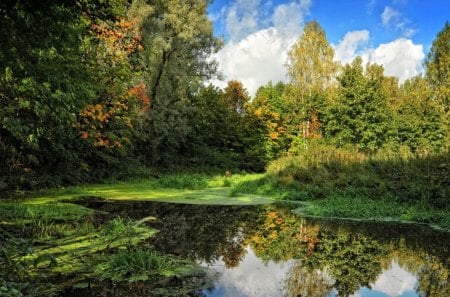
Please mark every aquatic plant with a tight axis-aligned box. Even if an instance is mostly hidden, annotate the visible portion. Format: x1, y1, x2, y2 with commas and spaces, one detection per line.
95, 249, 187, 283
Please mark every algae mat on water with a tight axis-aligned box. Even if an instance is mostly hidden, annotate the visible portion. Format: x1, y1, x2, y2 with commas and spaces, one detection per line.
27, 183, 274, 205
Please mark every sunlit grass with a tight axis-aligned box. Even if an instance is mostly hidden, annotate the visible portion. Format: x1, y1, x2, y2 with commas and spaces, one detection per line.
21, 173, 273, 206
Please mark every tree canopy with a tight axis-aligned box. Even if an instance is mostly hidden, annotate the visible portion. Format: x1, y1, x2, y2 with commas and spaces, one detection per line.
0, 2, 448, 191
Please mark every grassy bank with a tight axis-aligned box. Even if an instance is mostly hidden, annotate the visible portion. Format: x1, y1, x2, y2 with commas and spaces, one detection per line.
6, 153, 449, 230
231, 145, 450, 230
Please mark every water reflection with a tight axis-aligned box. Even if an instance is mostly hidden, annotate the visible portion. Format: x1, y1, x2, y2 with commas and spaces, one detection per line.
88, 201, 450, 297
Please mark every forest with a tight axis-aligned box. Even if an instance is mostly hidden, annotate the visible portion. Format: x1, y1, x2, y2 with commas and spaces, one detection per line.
1, 0, 449, 296
0, 0, 448, 191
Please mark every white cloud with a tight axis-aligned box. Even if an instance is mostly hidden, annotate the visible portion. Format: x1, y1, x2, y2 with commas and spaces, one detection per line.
366, 0, 377, 14
210, 1, 423, 96
364, 38, 424, 81
273, 0, 311, 36
225, 0, 261, 41
211, 0, 311, 96
333, 31, 424, 82
210, 27, 298, 96
381, 6, 415, 37
381, 6, 400, 26
334, 30, 370, 64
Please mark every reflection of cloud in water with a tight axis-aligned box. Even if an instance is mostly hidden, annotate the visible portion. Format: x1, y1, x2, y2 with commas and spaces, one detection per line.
201, 246, 294, 297
200, 245, 419, 297
371, 261, 418, 296
349, 261, 418, 297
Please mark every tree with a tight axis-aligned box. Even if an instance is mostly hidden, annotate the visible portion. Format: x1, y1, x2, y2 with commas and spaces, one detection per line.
137, 0, 221, 166
325, 58, 392, 151
425, 21, 450, 114
220, 80, 267, 171
394, 76, 446, 152
250, 82, 290, 160
424, 21, 450, 148
285, 21, 339, 149
0, 0, 143, 189
0, 0, 96, 189
286, 21, 338, 100
185, 84, 235, 169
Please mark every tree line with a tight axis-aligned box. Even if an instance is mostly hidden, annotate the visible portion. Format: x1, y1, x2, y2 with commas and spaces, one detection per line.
0, 0, 448, 192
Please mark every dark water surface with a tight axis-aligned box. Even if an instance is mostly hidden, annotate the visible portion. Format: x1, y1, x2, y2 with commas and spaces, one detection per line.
79, 201, 450, 297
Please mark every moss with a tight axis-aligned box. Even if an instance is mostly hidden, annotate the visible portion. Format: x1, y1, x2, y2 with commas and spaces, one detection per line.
18, 175, 273, 206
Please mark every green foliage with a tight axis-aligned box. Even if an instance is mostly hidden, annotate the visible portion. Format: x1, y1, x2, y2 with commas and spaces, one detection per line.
393, 76, 446, 152
0, 0, 144, 191
250, 82, 290, 160
425, 21, 450, 115
95, 249, 178, 282
0, 0, 95, 191
325, 58, 392, 151
137, 0, 221, 166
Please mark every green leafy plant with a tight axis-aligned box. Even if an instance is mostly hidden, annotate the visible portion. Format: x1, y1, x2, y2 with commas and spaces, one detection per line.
95, 249, 175, 283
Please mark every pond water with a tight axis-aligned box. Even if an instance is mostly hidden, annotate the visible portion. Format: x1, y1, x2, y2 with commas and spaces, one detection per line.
79, 201, 450, 297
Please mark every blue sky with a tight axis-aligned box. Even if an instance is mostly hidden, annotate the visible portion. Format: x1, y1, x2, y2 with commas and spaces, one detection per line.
207, 0, 449, 96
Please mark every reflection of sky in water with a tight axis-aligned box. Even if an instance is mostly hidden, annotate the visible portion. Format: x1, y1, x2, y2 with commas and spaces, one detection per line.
201, 248, 418, 297
348, 261, 418, 297
201, 246, 294, 297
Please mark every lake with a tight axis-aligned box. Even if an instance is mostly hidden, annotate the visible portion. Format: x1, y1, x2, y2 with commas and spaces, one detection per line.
71, 201, 450, 297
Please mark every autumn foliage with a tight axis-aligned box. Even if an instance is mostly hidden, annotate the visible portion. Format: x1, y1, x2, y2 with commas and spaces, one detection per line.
75, 16, 148, 149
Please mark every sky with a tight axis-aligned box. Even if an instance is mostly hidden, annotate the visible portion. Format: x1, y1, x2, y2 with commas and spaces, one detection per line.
207, 0, 450, 96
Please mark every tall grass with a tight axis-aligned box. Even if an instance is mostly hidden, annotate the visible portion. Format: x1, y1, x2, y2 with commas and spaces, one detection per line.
263, 144, 449, 206
95, 249, 177, 282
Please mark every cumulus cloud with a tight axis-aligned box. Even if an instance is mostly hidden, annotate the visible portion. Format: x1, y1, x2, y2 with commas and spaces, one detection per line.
334, 30, 370, 64
210, 0, 311, 96
365, 38, 424, 81
210, 1, 423, 96
210, 27, 298, 96
225, 0, 261, 41
273, 0, 311, 35
333, 30, 424, 82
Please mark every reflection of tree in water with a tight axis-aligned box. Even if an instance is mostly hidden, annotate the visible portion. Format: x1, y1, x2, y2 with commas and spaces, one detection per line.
310, 231, 386, 297
89, 201, 450, 296
415, 256, 449, 297
283, 265, 333, 297
387, 242, 449, 297
129, 202, 262, 268
248, 205, 449, 297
